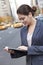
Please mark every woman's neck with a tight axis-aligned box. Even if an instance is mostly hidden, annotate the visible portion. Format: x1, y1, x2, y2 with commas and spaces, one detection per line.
30, 17, 36, 26
27, 18, 36, 34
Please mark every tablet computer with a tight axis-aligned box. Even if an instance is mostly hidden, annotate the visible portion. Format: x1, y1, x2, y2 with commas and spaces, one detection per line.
8, 47, 27, 53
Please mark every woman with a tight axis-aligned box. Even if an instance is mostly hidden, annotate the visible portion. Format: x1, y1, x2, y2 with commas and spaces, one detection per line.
4, 4, 43, 65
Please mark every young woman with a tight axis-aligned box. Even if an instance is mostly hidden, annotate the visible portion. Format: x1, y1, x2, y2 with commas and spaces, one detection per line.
4, 4, 43, 65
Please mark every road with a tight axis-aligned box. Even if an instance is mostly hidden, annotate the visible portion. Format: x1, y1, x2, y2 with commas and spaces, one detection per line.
0, 27, 26, 65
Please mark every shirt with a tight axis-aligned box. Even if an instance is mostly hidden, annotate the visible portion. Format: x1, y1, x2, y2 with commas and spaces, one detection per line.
27, 33, 33, 47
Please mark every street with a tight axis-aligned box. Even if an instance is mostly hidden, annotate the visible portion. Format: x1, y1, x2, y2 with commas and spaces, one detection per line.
0, 27, 26, 65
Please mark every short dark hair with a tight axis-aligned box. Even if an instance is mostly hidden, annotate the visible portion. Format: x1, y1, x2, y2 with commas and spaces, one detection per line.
17, 4, 36, 16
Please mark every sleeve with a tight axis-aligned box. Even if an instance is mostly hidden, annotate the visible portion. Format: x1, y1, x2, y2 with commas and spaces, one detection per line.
28, 46, 43, 55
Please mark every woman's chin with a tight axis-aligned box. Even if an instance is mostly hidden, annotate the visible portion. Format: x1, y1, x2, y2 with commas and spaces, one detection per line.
25, 24, 28, 27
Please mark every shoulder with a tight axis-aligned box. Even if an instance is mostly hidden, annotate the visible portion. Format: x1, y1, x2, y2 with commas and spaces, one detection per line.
35, 15, 43, 20
37, 19, 43, 29
39, 20, 43, 26
37, 19, 43, 25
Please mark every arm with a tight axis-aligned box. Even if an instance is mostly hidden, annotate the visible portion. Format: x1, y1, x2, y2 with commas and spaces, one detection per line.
10, 46, 43, 57
28, 46, 43, 55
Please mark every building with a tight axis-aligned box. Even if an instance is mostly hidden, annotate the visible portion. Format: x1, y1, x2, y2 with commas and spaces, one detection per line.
0, 0, 12, 17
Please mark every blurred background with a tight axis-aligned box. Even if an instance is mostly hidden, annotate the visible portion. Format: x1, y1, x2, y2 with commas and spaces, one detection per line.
0, 0, 41, 25
0, 0, 43, 65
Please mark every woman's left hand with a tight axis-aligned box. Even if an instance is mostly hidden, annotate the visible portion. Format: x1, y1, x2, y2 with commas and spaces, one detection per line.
17, 46, 28, 50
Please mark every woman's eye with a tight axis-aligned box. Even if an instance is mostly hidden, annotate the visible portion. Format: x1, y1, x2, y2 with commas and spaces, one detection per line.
20, 18, 25, 20
22, 18, 25, 20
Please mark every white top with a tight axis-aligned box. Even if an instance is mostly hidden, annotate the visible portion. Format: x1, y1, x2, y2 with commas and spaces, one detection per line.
27, 33, 33, 47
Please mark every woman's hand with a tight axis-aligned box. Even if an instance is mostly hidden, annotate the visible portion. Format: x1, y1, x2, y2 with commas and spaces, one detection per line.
4, 46, 15, 54
17, 46, 28, 51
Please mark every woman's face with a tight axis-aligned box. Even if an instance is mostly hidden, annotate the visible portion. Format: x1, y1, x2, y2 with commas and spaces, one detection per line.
18, 13, 32, 26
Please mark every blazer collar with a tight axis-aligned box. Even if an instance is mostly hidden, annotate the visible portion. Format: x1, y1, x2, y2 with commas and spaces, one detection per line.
32, 20, 41, 37
24, 20, 41, 36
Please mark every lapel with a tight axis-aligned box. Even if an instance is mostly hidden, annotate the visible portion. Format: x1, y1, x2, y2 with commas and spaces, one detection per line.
32, 20, 41, 45
22, 26, 28, 46
24, 20, 41, 45
25, 26, 28, 42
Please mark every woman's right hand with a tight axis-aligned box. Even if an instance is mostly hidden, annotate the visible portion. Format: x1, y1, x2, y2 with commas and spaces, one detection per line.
4, 46, 15, 54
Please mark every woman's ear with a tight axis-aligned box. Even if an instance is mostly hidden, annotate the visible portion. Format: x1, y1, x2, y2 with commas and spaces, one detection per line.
28, 12, 32, 17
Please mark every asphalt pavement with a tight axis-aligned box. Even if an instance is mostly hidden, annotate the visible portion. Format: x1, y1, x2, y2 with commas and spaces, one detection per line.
0, 27, 26, 65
